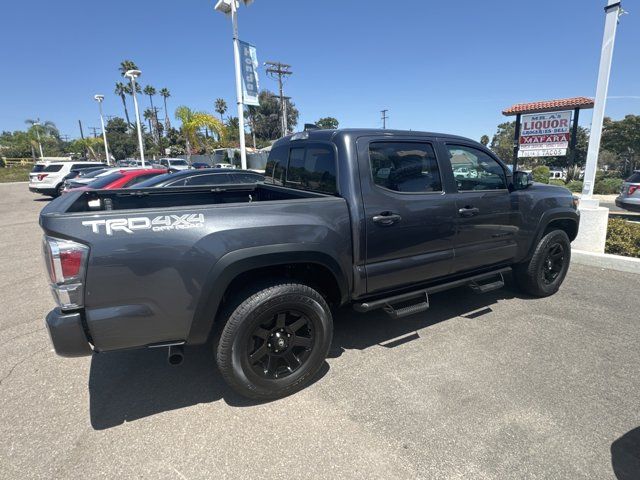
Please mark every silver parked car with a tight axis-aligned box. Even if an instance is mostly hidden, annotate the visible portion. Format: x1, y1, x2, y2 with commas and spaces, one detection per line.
615, 170, 640, 212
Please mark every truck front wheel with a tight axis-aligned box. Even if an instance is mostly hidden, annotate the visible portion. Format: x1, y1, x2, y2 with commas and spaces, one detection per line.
216, 281, 333, 400
513, 229, 571, 297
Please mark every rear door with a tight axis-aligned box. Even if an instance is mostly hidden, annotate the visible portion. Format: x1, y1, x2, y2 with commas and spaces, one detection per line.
439, 142, 519, 273
356, 136, 458, 293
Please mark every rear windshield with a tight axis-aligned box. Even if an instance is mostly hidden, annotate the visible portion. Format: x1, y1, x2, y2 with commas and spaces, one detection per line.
87, 172, 124, 189
264, 143, 337, 195
43, 164, 63, 173
626, 172, 640, 183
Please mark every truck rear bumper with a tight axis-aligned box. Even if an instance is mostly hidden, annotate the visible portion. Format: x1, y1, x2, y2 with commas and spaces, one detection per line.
45, 309, 93, 357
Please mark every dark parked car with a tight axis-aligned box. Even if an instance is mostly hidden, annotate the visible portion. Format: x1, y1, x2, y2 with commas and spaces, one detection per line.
40, 128, 579, 400
192, 162, 211, 169
615, 170, 640, 212
132, 168, 264, 188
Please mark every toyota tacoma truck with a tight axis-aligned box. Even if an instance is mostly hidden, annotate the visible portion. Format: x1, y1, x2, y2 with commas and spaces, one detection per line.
40, 129, 579, 399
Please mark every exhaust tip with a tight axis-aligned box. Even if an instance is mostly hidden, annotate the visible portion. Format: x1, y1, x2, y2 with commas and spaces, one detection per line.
168, 345, 184, 366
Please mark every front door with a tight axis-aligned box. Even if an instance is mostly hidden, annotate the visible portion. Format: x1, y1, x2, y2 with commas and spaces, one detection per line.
357, 137, 458, 294
441, 142, 519, 274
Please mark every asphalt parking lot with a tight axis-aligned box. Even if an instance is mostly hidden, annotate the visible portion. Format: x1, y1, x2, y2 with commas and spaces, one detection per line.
1, 181, 639, 479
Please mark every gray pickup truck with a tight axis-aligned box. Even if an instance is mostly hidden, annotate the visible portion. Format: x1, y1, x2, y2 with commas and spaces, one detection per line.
40, 129, 579, 399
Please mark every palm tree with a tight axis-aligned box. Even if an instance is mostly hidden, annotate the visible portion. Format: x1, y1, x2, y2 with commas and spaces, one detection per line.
143, 108, 154, 136
175, 106, 225, 163
119, 60, 138, 77
215, 98, 227, 122
160, 88, 171, 132
114, 82, 131, 126
143, 85, 158, 139
25, 118, 58, 159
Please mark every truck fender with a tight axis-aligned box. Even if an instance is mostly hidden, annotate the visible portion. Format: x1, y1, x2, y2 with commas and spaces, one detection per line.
187, 244, 349, 345
526, 208, 579, 260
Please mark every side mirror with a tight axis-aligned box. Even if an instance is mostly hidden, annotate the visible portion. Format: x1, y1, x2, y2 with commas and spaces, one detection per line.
512, 171, 533, 190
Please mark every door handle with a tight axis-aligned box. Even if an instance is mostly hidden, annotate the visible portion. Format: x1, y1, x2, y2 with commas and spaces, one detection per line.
458, 206, 480, 217
372, 212, 402, 226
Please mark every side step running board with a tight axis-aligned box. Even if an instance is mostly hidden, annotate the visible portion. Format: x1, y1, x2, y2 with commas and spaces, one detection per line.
354, 267, 511, 319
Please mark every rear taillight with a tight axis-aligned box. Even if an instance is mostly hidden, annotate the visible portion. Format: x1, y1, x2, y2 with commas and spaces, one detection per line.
37, 174, 48, 181
42, 236, 89, 309
629, 185, 639, 196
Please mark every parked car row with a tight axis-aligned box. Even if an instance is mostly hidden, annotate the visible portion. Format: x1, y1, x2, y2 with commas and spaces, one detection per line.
29, 160, 265, 197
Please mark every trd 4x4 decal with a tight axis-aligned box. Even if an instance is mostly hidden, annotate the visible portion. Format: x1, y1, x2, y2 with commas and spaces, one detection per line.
82, 214, 205, 235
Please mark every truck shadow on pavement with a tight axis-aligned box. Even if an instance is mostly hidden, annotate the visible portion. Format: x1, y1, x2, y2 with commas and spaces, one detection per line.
611, 427, 640, 479
89, 278, 527, 430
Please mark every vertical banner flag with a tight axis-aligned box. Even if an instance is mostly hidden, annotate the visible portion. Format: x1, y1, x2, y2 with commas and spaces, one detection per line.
518, 110, 572, 158
239, 40, 260, 106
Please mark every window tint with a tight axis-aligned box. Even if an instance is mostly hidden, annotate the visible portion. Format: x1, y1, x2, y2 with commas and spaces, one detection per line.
626, 172, 640, 183
87, 173, 124, 189
71, 163, 101, 170
32, 164, 46, 173
447, 145, 506, 191
43, 164, 63, 172
186, 174, 232, 186
264, 146, 288, 186
369, 142, 442, 193
285, 145, 337, 194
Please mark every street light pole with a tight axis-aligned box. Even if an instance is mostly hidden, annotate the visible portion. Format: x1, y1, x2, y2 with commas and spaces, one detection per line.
580, 0, 623, 208
125, 69, 146, 167
215, 0, 254, 170
231, 1, 247, 169
94, 95, 111, 165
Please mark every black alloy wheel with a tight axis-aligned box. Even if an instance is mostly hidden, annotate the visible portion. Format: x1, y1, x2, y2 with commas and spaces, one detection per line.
541, 242, 565, 285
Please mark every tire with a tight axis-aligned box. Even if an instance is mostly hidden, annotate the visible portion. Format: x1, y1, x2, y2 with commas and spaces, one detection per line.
216, 281, 333, 400
54, 183, 64, 197
514, 229, 571, 297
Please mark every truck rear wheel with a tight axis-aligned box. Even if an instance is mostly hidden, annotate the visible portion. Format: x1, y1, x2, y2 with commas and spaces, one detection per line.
216, 281, 333, 400
513, 229, 571, 297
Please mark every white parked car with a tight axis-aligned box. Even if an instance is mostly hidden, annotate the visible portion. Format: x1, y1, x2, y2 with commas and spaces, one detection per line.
158, 158, 190, 171
214, 163, 236, 169
29, 161, 105, 197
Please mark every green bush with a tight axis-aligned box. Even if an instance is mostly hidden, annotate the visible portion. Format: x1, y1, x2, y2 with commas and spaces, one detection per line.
532, 166, 550, 184
606, 218, 640, 258
566, 180, 583, 193
549, 179, 565, 186
594, 178, 623, 194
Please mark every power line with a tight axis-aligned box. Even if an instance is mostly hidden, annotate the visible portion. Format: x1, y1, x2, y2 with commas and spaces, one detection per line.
381, 109, 389, 129
89, 127, 100, 138
265, 61, 293, 137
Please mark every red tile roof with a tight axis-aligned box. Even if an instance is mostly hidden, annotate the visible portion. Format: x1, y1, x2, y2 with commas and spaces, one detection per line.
502, 97, 594, 116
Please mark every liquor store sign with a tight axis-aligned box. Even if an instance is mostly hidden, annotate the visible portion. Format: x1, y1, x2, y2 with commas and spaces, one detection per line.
518, 110, 571, 158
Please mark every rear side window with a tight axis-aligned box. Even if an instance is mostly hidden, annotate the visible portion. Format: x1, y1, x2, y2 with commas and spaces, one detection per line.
369, 142, 442, 193
287, 145, 337, 194
32, 164, 46, 173
626, 172, 640, 183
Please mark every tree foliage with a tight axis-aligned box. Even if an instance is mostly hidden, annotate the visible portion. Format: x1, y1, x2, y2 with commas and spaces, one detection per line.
215, 98, 228, 121
105, 117, 138, 160
480, 135, 490, 146
251, 90, 299, 140
489, 122, 515, 162
602, 115, 640, 175
174, 106, 225, 160
316, 117, 339, 129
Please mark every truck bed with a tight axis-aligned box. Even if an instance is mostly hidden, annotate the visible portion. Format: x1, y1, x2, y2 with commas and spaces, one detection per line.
46, 183, 328, 214
39, 183, 352, 351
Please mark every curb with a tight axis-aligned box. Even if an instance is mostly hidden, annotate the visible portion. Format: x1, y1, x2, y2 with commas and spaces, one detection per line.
572, 249, 640, 275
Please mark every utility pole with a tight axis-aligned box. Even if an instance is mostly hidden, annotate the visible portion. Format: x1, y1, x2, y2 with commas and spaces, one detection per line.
381, 109, 389, 129
89, 127, 100, 138
265, 61, 292, 137
78, 120, 85, 140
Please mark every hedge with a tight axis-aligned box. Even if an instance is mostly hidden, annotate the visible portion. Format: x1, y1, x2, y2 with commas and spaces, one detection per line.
606, 218, 640, 258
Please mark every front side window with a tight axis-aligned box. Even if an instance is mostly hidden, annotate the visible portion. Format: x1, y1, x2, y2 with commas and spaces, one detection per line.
369, 142, 442, 193
447, 145, 506, 191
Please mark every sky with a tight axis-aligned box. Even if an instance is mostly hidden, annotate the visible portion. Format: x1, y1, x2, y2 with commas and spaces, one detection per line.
1, 0, 639, 142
